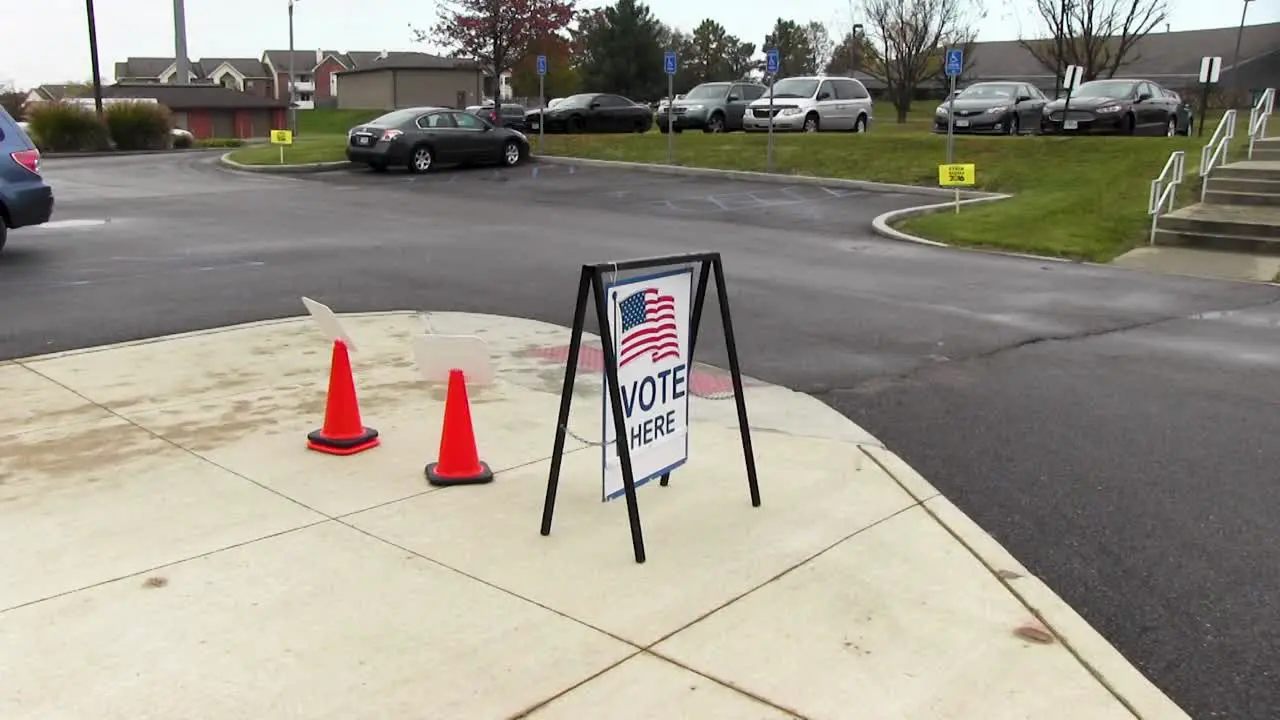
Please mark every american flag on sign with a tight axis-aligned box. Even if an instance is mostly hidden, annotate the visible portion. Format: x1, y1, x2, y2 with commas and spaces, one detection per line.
617, 288, 680, 368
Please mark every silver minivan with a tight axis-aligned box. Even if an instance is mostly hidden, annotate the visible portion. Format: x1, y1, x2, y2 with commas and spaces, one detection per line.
744, 75, 873, 133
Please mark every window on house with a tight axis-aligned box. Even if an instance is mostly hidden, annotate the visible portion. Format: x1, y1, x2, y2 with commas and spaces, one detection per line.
299, 74, 312, 82
330, 73, 338, 96
299, 92, 313, 102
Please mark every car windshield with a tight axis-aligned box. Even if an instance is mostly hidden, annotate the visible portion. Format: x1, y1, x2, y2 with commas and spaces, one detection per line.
1073, 81, 1136, 99
958, 84, 1016, 100
557, 94, 596, 108
685, 83, 729, 100
769, 78, 819, 99
370, 109, 423, 126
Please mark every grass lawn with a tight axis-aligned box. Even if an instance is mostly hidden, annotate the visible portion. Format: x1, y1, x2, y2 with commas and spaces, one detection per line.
296, 108, 383, 136
228, 134, 348, 165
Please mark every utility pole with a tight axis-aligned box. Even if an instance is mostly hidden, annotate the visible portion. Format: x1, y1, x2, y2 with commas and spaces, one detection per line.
1053, 0, 1069, 98
1230, 0, 1254, 106
288, 0, 298, 134
172, 0, 189, 85
85, 0, 104, 121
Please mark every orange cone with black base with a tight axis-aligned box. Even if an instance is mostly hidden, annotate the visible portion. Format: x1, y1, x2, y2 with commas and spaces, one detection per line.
425, 368, 493, 486
307, 339, 380, 456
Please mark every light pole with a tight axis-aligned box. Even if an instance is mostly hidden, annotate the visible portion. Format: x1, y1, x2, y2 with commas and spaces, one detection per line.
851, 23, 863, 74
84, 0, 104, 121
1230, 0, 1254, 105
172, 0, 190, 85
288, 0, 298, 134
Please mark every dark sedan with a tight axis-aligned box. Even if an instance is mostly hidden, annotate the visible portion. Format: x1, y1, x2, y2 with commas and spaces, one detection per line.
1041, 78, 1192, 136
525, 93, 654, 134
465, 103, 529, 131
932, 81, 1048, 135
346, 106, 530, 173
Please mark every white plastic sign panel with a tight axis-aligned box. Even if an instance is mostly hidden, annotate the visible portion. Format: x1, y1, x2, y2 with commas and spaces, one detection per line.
1199, 56, 1222, 84
1063, 65, 1084, 91
601, 268, 693, 502
301, 296, 356, 352
413, 334, 494, 386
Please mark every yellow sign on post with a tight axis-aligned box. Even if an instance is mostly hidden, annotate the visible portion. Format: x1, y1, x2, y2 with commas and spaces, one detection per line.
270, 129, 294, 145
937, 163, 975, 186
937, 163, 976, 213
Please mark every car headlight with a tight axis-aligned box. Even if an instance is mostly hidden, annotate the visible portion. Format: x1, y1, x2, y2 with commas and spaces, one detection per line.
685, 104, 704, 110
935, 106, 947, 116
987, 105, 1010, 114
1095, 104, 1123, 114
779, 107, 803, 116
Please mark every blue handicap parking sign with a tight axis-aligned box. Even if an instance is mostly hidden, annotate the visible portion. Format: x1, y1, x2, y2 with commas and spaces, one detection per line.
664, 51, 677, 75
945, 49, 964, 77
766, 48, 780, 75
536, 55, 547, 75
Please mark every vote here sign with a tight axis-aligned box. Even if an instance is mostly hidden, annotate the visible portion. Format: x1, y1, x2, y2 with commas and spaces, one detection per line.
602, 268, 693, 501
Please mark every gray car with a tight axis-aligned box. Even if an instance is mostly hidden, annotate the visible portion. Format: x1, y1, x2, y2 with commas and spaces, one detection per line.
932, 81, 1048, 135
657, 82, 768, 133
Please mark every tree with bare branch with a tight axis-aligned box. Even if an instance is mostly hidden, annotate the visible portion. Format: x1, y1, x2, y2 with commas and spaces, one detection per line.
1016, 0, 1168, 94
862, 0, 984, 122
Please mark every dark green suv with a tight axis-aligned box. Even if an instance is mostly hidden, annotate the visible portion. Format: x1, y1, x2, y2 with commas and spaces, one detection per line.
657, 81, 768, 133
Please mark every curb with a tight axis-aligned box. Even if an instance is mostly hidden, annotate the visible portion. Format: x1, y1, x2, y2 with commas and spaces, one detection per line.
533, 154, 988, 199
861, 445, 1190, 720
869, 195, 1077, 265
217, 152, 356, 174
42, 148, 231, 160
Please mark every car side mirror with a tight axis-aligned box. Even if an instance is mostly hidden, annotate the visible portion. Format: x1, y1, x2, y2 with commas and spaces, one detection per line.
1017, 95, 1032, 102
1137, 93, 1152, 103
727, 94, 740, 102
589, 102, 601, 109
817, 91, 832, 101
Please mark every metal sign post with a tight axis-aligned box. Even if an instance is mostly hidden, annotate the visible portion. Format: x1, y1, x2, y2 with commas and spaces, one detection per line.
944, 48, 963, 165
536, 55, 547, 145
1198, 56, 1221, 137
1061, 64, 1084, 132
664, 51, 677, 164
766, 48, 779, 173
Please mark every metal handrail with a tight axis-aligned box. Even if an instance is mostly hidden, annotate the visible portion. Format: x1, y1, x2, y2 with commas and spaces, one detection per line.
1199, 109, 1237, 201
1247, 88, 1275, 160
1149, 150, 1185, 245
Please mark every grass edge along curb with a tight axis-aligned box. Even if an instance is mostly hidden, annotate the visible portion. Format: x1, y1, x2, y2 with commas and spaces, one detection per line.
532, 154, 989, 200
869, 193, 1080, 265
218, 152, 356, 174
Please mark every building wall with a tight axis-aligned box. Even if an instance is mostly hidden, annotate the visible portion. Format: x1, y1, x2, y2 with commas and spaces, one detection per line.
187, 110, 212, 138
314, 57, 347, 102
337, 68, 485, 110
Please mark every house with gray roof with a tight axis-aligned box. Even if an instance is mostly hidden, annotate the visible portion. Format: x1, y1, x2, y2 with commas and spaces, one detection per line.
109, 49, 469, 111
962, 21, 1279, 98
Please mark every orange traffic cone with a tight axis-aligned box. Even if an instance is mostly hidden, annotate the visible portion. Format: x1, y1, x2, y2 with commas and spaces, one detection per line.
307, 339, 380, 456
425, 368, 493, 486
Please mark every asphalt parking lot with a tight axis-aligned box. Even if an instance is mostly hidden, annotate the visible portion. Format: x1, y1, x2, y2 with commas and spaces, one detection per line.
4, 153, 1280, 718
298, 161, 929, 234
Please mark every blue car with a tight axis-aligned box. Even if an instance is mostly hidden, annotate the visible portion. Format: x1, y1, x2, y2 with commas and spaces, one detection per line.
0, 107, 54, 252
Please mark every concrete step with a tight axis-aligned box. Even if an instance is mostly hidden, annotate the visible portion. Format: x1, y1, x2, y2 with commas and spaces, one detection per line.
1157, 202, 1280, 240
1214, 161, 1280, 182
1152, 229, 1280, 255
1203, 190, 1280, 206
1205, 176, 1280, 194
1251, 147, 1280, 162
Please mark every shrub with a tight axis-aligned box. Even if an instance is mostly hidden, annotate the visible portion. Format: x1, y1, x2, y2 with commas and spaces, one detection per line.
105, 101, 172, 150
25, 101, 109, 152
195, 138, 245, 148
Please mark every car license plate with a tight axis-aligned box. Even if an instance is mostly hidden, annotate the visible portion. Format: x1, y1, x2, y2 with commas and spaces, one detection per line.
530, 122, 539, 130
955, 119, 969, 128
1064, 120, 1079, 130
356, 136, 371, 145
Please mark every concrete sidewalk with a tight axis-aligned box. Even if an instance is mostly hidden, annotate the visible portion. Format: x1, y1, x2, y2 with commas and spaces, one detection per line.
0, 311, 1186, 719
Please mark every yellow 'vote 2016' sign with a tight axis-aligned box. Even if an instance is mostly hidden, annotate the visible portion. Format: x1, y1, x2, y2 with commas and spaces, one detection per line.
270, 129, 294, 145
938, 163, 975, 187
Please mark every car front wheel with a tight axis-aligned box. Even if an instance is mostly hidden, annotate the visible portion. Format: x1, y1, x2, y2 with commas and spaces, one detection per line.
502, 140, 522, 167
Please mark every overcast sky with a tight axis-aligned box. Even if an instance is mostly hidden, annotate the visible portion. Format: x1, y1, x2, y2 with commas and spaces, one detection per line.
3, 0, 1277, 88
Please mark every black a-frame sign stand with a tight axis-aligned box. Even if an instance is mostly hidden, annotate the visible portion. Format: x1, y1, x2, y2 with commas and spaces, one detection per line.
539, 252, 761, 564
